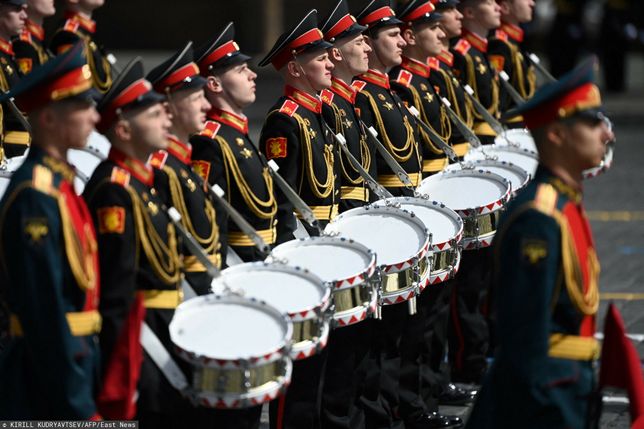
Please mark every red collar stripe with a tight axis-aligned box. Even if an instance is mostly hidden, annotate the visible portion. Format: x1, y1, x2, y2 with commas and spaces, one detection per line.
360, 69, 390, 90
331, 77, 357, 104
155, 62, 200, 91
404, 2, 435, 22
463, 30, 488, 52
209, 108, 249, 134
325, 14, 357, 41
359, 6, 396, 26
199, 40, 239, 70
401, 56, 430, 78
26, 19, 45, 41
285, 85, 322, 113
500, 22, 524, 42
0, 38, 13, 56
272, 28, 325, 69
65, 11, 96, 33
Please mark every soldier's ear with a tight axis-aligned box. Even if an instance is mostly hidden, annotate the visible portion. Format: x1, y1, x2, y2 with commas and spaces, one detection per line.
113, 119, 132, 142
497, 0, 511, 16
207, 75, 223, 94
402, 26, 415, 46
546, 122, 567, 148
329, 47, 343, 63
286, 61, 301, 78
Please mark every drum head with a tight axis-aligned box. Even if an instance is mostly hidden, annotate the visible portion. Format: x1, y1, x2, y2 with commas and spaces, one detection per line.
445, 160, 530, 195
465, 145, 538, 176
68, 132, 110, 193
271, 236, 375, 286
495, 129, 537, 152
212, 262, 329, 318
418, 170, 510, 213
325, 205, 429, 271
170, 295, 290, 361
0, 154, 27, 199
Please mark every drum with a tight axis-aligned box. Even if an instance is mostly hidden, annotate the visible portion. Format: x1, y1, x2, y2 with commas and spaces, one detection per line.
67, 131, 110, 193
0, 152, 28, 199
271, 236, 378, 328
325, 204, 431, 313
417, 169, 511, 250
169, 294, 293, 409
211, 262, 332, 361
495, 128, 537, 152
583, 142, 614, 180
465, 144, 539, 177
381, 197, 463, 288
445, 159, 530, 197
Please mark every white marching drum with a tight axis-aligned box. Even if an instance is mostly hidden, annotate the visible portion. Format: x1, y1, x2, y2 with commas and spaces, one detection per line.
325, 204, 431, 313
271, 236, 378, 328
465, 144, 539, 177
445, 159, 530, 197
380, 197, 464, 289
494, 128, 537, 152
211, 262, 332, 361
0, 152, 28, 199
67, 131, 110, 193
418, 170, 511, 250
169, 294, 293, 409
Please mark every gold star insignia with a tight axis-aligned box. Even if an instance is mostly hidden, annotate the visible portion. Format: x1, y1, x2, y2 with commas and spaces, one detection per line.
147, 201, 159, 216
241, 148, 253, 159
383, 102, 394, 111
343, 119, 353, 128
378, 94, 386, 101
308, 128, 317, 139
423, 92, 434, 103
420, 83, 428, 91
236, 137, 245, 147
478, 63, 487, 75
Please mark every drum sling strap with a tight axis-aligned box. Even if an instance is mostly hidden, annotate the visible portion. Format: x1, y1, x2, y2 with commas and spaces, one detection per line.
140, 322, 189, 393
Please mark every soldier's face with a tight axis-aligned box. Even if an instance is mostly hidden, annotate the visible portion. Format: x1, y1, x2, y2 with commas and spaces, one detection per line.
0, 4, 27, 36
411, 22, 445, 57
169, 87, 211, 137
295, 50, 334, 91
27, 0, 55, 18
464, 0, 501, 30
218, 62, 257, 109
501, 0, 535, 23
75, 0, 104, 11
370, 25, 406, 68
439, 7, 463, 39
127, 102, 172, 151
561, 117, 610, 172
337, 34, 371, 76
50, 99, 99, 150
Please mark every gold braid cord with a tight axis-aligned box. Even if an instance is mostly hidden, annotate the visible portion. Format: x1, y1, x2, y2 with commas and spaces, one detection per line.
79, 35, 112, 93
408, 85, 451, 154
464, 54, 500, 119
162, 165, 220, 253
330, 103, 370, 185
443, 70, 474, 129
363, 91, 418, 163
509, 44, 536, 99
215, 136, 277, 219
126, 186, 181, 285
293, 113, 335, 199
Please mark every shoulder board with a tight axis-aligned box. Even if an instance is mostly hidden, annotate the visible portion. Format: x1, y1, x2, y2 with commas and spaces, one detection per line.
31, 164, 54, 195
199, 120, 221, 139
279, 99, 299, 117
532, 183, 559, 216
191, 160, 211, 183
320, 89, 334, 105
454, 39, 471, 55
16, 57, 33, 75
395, 69, 413, 88
63, 19, 80, 33
110, 167, 131, 188
495, 30, 509, 42
352, 80, 367, 92
18, 30, 31, 43
488, 54, 505, 72
149, 150, 168, 170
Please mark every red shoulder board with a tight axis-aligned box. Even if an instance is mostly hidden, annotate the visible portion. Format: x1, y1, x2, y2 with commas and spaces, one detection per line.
279, 100, 299, 117
110, 167, 131, 188
148, 150, 168, 170
19, 30, 31, 43
320, 89, 334, 105
352, 80, 367, 92
495, 29, 509, 42
199, 121, 221, 139
395, 70, 413, 88
454, 39, 471, 55
63, 19, 80, 33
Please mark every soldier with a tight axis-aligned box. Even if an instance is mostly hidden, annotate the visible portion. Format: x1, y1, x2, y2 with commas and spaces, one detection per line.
191, 23, 277, 264
452, 0, 502, 145
13, 0, 54, 75
466, 58, 612, 429
0, 43, 101, 419
392, 0, 450, 178
258, 9, 339, 242
258, 11, 336, 428
488, 0, 536, 123
0, 0, 29, 158
50, 0, 112, 93
146, 42, 222, 294
354, 0, 423, 196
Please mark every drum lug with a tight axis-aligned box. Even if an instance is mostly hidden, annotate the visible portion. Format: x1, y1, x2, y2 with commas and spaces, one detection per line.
408, 296, 417, 315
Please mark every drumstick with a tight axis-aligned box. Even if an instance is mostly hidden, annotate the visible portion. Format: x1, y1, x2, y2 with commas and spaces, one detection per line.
497, 70, 526, 106
462, 84, 506, 136
526, 52, 557, 84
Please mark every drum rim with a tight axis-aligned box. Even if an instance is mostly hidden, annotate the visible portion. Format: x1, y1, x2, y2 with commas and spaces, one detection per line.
170, 293, 293, 368
270, 236, 377, 291
216, 261, 332, 321
466, 144, 539, 160
326, 204, 431, 274
449, 159, 531, 195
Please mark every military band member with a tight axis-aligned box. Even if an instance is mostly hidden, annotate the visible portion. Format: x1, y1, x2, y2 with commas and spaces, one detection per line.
488, 0, 536, 123
258, 11, 336, 428
146, 42, 222, 294
0, 0, 30, 158
258, 9, 339, 243
191, 22, 277, 264
466, 58, 612, 429
13, 0, 54, 75
430, 0, 474, 160
392, 0, 450, 178
0, 43, 101, 419
50, 0, 112, 93
354, 0, 423, 196
452, 0, 502, 145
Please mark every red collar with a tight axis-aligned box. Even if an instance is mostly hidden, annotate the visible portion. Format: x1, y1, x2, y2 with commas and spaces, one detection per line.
0, 37, 14, 56
427, 57, 440, 71
166, 135, 192, 165
358, 69, 390, 90
463, 29, 488, 53
108, 147, 154, 186
401, 56, 430, 78
207, 107, 249, 134
65, 11, 96, 33
285, 85, 322, 114
26, 19, 45, 41
500, 22, 524, 43
437, 50, 454, 67
330, 77, 357, 104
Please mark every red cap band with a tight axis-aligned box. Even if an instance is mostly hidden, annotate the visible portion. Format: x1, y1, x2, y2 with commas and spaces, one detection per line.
154, 62, 200, 92
98, 79, 154, 133
358, 6, 396, 26
17, 65, 93, 112
199, 40, 239, 71
271, 28, 325, 69
325, 14, 358, 41
404, 2, 435, 22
